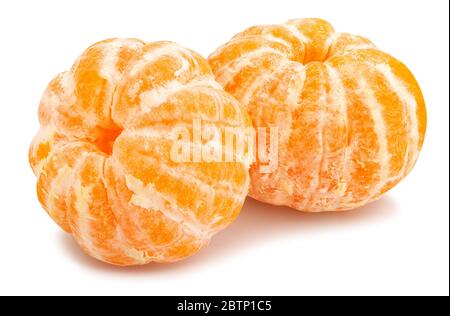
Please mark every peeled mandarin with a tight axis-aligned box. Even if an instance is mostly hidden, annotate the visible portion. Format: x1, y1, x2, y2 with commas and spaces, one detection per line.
208, 18, 427, 212
29, 39, 252, 266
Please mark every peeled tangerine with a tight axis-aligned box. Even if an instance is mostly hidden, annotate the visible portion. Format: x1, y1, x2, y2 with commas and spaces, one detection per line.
29, 39, 252, 266
209, 18, 427, 212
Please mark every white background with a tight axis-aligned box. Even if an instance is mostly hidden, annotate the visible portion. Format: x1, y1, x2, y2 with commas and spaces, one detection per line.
0, 0, 448, 296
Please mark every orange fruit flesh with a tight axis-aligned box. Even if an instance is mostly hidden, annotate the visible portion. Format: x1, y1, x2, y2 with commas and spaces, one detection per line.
208, 18, 427, 212
29, 40, 251, 265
